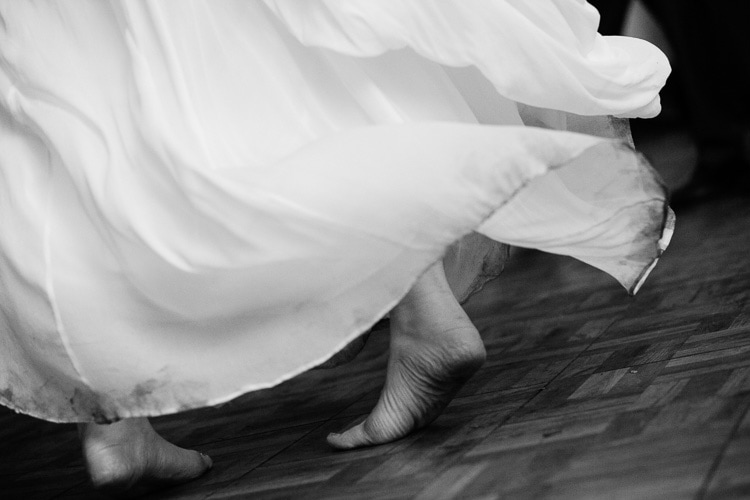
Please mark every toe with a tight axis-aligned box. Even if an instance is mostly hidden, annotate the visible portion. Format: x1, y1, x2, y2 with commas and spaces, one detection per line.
327, 420, 374, 450
147, 444, 213, 483
200, 452, 213, 470
176, 450, 213, 479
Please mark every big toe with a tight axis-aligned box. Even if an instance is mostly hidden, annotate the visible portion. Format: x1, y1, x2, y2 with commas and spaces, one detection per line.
327, 420, 374, 450
148, 446, 213, 483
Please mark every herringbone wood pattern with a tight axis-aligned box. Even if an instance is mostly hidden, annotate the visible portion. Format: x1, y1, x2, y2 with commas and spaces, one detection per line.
1, 196, 749, 499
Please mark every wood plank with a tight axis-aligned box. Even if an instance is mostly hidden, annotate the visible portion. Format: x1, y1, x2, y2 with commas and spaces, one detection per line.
1, 196, 749, 499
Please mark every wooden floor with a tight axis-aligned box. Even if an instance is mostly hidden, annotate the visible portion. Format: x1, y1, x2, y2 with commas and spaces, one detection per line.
2, 194, 750, 499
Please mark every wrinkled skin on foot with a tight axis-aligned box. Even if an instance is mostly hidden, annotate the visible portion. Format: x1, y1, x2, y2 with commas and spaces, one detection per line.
80, 418, 212, 498
327, 262, 486, 449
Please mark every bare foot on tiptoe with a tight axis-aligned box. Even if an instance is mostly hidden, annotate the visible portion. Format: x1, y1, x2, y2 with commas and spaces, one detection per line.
327, 261, 486, 449
80, 418, 212, 497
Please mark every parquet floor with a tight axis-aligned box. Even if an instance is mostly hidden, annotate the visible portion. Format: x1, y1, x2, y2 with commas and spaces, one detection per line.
2, 194, 750, 499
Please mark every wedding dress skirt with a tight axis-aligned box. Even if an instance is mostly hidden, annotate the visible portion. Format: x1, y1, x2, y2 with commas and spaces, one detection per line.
0, 0, 673, 422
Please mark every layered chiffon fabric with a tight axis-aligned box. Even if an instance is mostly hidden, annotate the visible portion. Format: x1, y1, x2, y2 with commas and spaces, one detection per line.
0, 0, 673, 422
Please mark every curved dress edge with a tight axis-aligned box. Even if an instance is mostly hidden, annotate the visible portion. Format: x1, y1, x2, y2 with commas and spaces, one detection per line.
1, 135, 673, 424
0, 0, 673, 425
630, 206, 675, 296
0, 259, 426, 423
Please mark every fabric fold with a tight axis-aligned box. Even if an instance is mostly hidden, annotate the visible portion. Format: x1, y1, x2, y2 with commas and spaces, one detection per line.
0, 0, 673, 422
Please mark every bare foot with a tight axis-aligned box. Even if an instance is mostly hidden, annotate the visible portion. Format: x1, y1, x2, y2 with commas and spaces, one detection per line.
80, 418, 212, 497
327, 261, 486, 449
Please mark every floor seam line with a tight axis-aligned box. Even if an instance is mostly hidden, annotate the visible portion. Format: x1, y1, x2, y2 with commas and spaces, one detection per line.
694, 398, 750, 500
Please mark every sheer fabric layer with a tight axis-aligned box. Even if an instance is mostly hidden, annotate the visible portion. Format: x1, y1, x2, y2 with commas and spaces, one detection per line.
0, 0, 671, 422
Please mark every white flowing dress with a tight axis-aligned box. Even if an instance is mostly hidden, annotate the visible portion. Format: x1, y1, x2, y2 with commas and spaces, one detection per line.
0, 0, 673, 423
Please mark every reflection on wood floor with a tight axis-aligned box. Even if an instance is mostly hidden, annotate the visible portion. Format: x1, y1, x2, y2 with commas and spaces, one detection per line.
2, 196, 749, 499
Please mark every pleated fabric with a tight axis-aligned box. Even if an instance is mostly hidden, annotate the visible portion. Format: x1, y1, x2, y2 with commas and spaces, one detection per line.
0, 0, 672, 422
